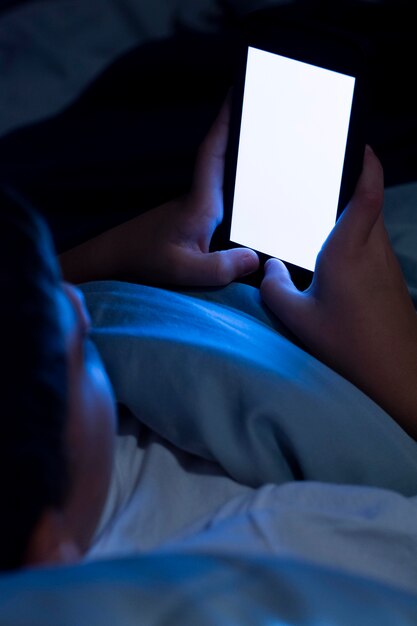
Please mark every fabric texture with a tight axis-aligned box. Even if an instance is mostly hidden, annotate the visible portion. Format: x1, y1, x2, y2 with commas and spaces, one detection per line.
81, 279, 417, 495
86, 410, 417, 593
1, 552, 416, 626
87, 418, 252, 559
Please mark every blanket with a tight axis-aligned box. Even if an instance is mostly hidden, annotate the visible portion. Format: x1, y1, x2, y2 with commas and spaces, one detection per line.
82, 278, 417, 494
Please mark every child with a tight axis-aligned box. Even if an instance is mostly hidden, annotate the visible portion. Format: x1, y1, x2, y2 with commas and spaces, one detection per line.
1, 96, 416, 571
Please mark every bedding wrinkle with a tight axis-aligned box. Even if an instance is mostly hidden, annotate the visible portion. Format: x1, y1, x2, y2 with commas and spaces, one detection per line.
82, 279, 417, 592
0, 0, 190, 137
88, 417, 252, 559
92, 434, 143, 543
83, 280, 417, 495
162, 482, 417, 593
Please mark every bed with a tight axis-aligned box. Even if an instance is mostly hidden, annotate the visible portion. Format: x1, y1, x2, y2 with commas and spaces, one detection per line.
1, 1, 417, 623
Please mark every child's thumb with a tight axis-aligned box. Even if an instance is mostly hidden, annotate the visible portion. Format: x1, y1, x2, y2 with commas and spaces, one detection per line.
260, 258, 305, 327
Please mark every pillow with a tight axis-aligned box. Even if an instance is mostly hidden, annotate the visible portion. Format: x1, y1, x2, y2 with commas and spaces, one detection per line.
81, 280, 417, 495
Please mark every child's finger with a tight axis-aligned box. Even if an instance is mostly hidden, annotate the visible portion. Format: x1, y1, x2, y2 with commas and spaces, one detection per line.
190, 92, 232, 210
260, 258, 309, 331
173, 246, 258, 286
329, 145, 384, 251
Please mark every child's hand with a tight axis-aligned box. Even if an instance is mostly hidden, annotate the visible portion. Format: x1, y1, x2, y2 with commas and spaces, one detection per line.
114, 95, 259, 286
260, 146, 417, 440
60, 95, 259, 288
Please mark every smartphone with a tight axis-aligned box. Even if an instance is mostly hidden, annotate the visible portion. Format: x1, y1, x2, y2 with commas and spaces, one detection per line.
214, 28, 366, 289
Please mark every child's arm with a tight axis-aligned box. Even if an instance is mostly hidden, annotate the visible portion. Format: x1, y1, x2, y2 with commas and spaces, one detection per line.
59, 96, 259, 287
261, 146, 417, 441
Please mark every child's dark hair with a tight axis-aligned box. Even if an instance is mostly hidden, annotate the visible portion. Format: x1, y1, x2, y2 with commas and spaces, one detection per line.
0, 186, 69, 570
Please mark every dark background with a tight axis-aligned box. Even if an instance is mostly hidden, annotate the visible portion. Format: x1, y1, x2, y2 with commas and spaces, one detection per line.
0, 0, 416, 253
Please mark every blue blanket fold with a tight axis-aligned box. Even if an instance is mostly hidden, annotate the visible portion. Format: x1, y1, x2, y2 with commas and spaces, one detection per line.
81, 280, 417, 495
1, 552, 416, 626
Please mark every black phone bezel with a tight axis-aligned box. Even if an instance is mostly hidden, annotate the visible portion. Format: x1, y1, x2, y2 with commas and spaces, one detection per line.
212, 27, 367, 290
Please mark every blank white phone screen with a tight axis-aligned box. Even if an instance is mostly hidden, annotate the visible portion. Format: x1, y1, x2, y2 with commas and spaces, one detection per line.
231, 47, 355, 271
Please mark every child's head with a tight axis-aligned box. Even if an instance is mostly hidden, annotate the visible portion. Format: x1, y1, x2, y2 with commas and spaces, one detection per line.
0, 188, 117, 570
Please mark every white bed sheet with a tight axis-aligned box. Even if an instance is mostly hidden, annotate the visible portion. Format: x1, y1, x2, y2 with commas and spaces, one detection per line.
87, 408, 417, 595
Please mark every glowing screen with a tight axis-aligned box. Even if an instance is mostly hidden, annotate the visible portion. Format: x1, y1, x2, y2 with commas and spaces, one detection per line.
230, 46, 355, 271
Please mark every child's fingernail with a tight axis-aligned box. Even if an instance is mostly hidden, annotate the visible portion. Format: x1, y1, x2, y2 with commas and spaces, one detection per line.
264, 258, 277, 273
241, 250, 258, 274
